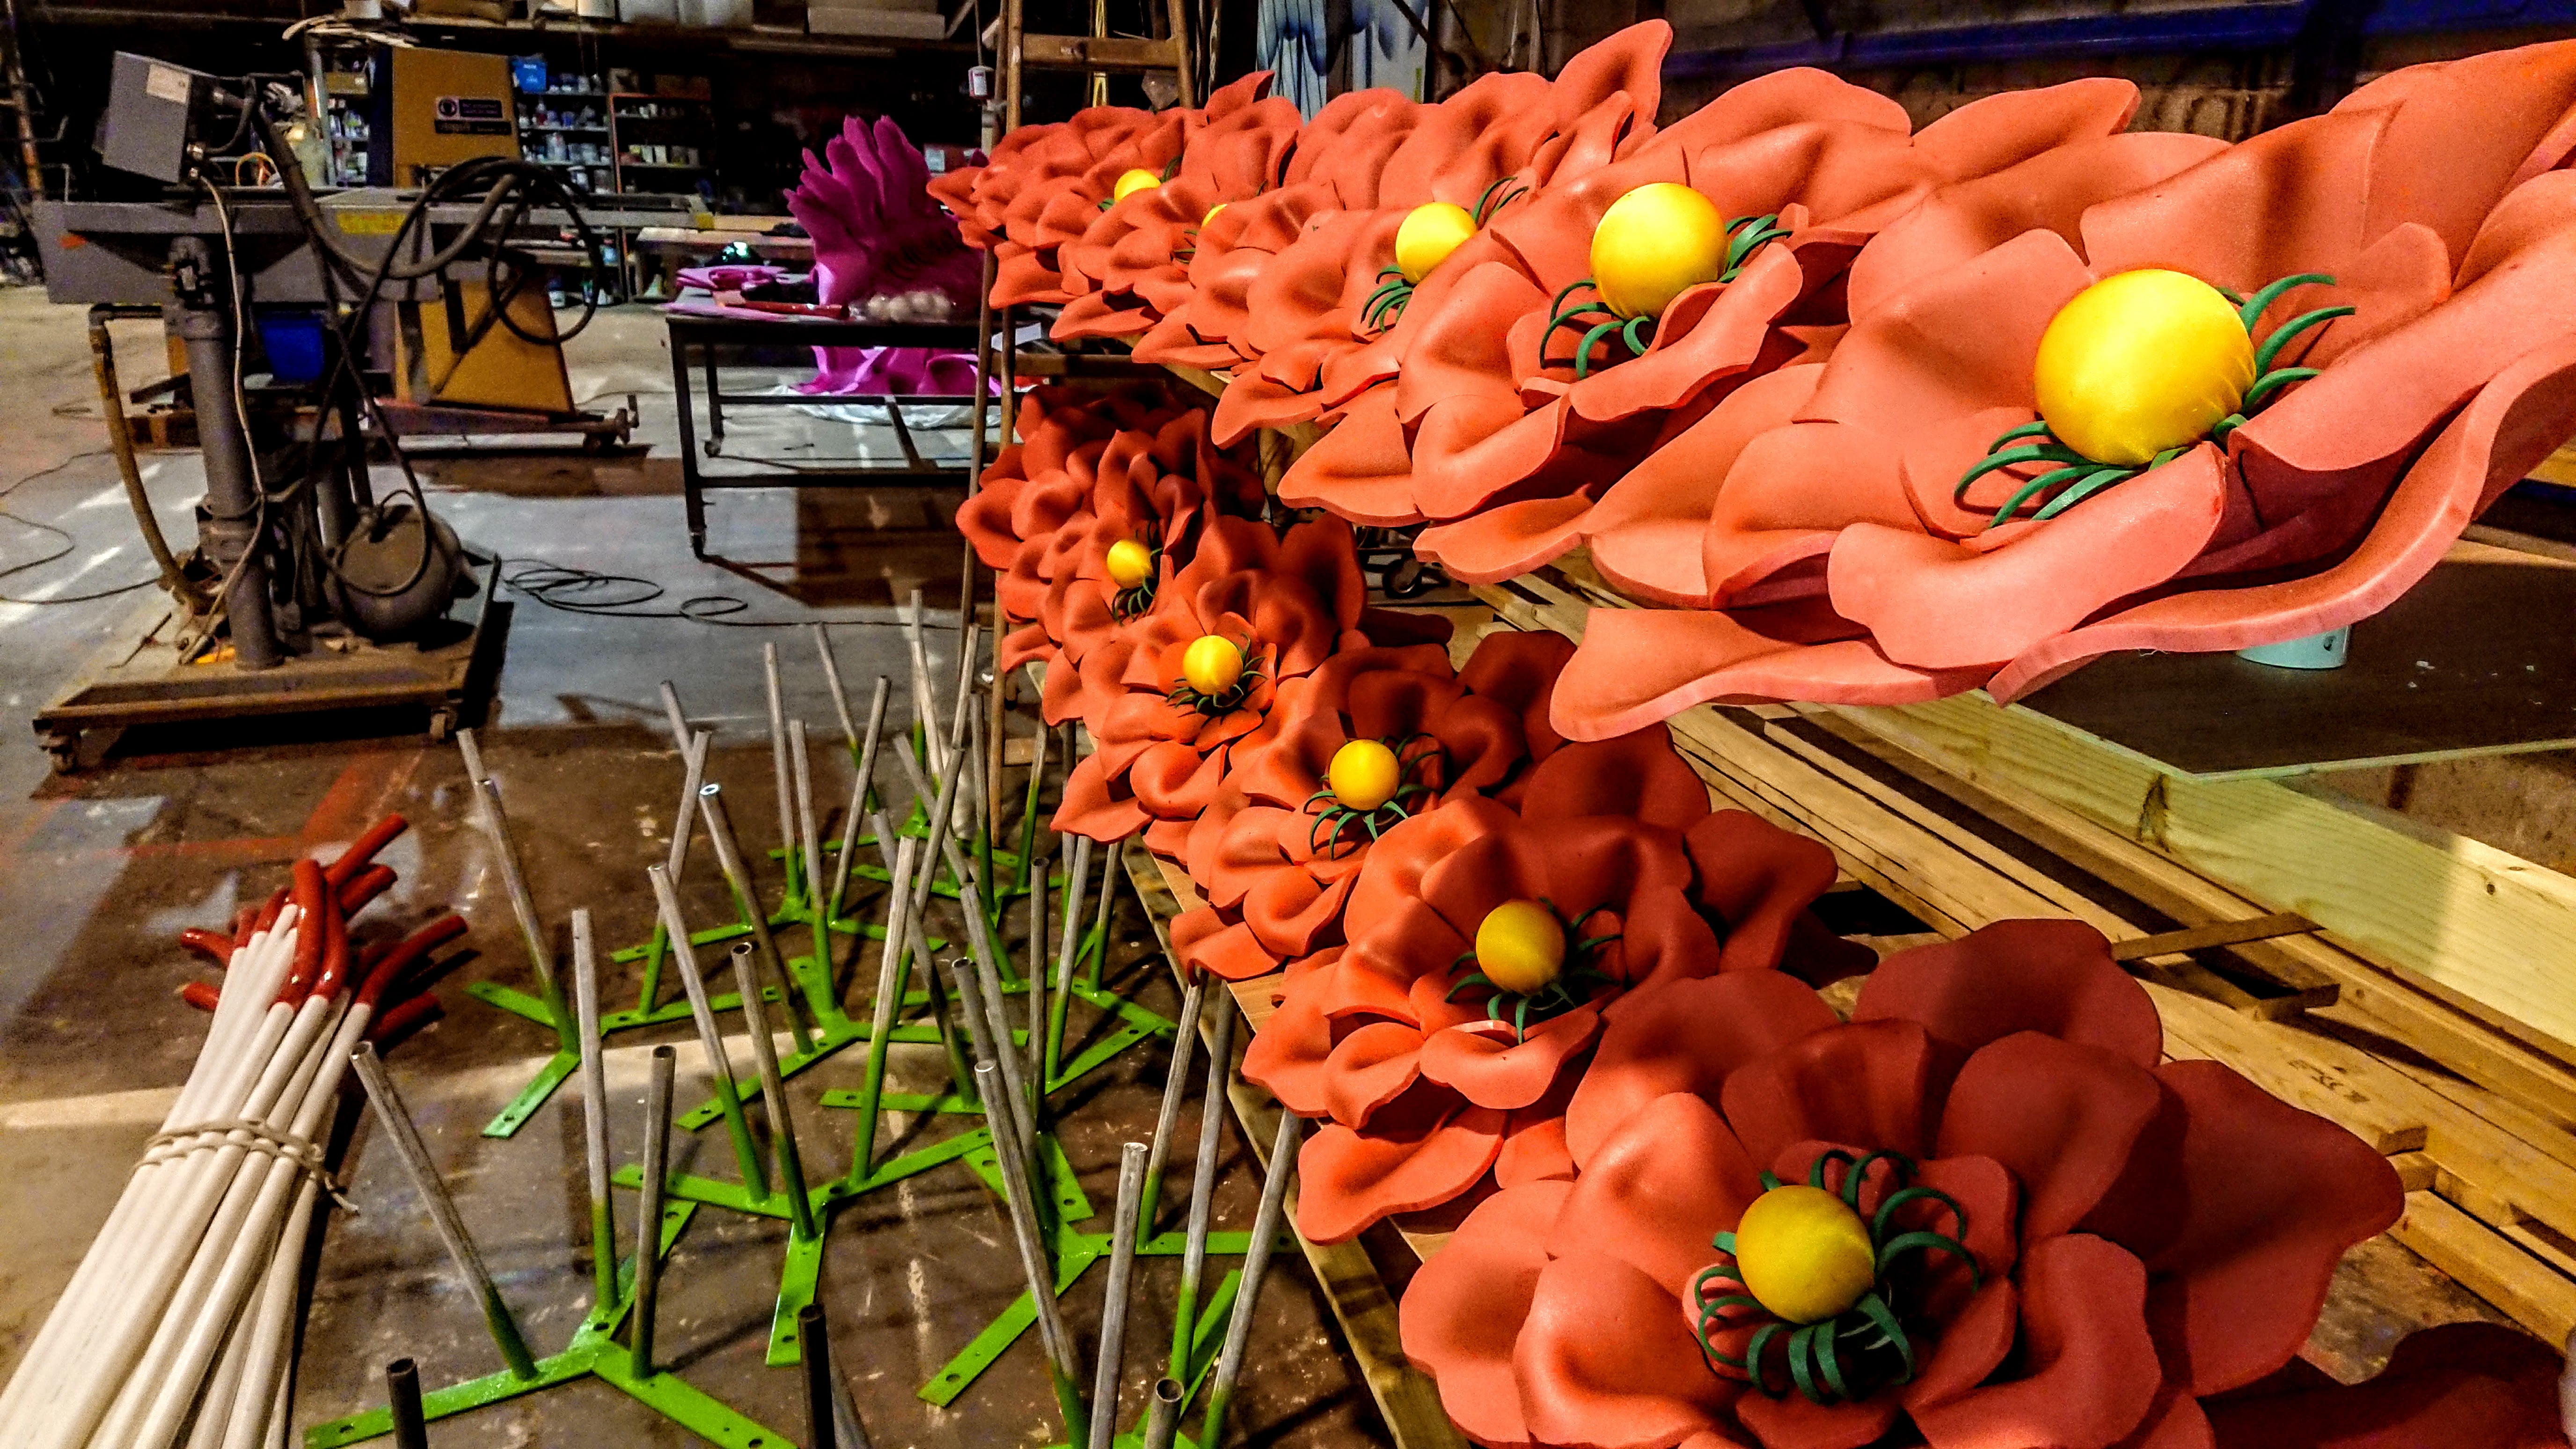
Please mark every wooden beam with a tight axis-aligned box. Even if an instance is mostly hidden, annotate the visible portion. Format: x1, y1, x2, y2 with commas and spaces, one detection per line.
1017, 33, 1181, 71
2392, 1191, 2576, 1346
1816, 703, 2576, 1127
1857, 692, 2576, 1068
2108, 912, 2316, 961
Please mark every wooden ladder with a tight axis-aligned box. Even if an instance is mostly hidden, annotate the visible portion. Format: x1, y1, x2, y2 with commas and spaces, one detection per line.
998, 0, 1198, 129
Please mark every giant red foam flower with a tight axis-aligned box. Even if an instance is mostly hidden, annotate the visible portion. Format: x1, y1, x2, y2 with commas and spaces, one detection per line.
928, 75, 1279, 310
957, 386, 1264, 695
1178, 22, 1676, 445
1170, 629, 1577, 981
1399, 919, 2421, 1449
1278, 72, 2152, 561
1051, 515, 1375, 859
1549, 42, 2576, 733
1132, 86, 1429, 373
1243, 749, 1867, 1244
1051, 88, 1306, 343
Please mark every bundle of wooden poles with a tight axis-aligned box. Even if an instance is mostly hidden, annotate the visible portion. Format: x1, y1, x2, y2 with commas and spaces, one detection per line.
0, 818, 462, 1449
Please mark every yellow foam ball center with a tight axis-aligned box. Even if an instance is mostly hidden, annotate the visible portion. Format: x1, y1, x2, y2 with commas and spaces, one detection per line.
1113, 168, 1162, 202
1589, 182, 1727, 321
1105, 538, 1154, 590
2033, 269, 2255, 468
1474, 900, 1566, 996
1735, 1185, 1879, 1325
1327, 739, 1402, 812
1181, 635, 1244, 696
1394, 202, 1478, 285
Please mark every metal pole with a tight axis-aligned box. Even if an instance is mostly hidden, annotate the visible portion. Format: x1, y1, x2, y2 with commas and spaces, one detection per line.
630, 1045, 675, 1377
799, 1304, 837, 1449
657, 686, 705, 883
1139, 1377, 1185, 1449
1026, 724, 1052, 1086
1089, 1142, 1148, 1449
477, 776, 576, 1053
904, 588, 942, 778
847, 833, 918, 1182
763, 641, 799, 901
640, 727, 713, 1015
1087, 829, 1120, 989
971, 1057, 1089, 1443
948, 830, 1044, 1186
827, 677, 893, 922
1170, 993, 1236, 1376
813, 624, 860, 754
349, 1043, 540, 1380
169, 260, 281, 670
697, 783, 817, 1056
571, 908, 618, 1312
729, 942, 818, 1242
949, 625, 983, 840
1198, 1111, 1305, 1449
893, 737, 980, 1103
790, 721, 830, 970
1049, 836, 1106, 1083
648, 865, 769, 1196
830, 1351, 876, 1449
1135, 977, 1203, 1238
1043, 835, 1092, 1092
385, 1359, 429, 1449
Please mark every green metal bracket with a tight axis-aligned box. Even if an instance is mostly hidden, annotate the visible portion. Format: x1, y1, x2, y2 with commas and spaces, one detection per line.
302, 1203, 792, 1449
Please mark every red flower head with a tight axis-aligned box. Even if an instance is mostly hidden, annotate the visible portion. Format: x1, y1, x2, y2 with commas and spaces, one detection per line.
1280, 74, 2157, 578
1242, 736, 1866, 1244
1549, 42, 2576, 734
1052, 515, 1381, 858
1052, 88, 1307, 344
1178, 22, 1676, 446
1398, 920, 2421, 1449
957, 387, 1265, 697
1172, 629, 1579, 981
929, 75, 1280, 309
1134, 86, 1431, 372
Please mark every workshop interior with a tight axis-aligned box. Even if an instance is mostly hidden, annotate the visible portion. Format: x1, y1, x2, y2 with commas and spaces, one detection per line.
6, 0, 2576, 1447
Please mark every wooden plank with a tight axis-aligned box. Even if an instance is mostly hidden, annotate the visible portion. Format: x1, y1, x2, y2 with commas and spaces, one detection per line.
2392, 1191, 2576, 1346
2147, 983, 2430, 1155
1017, 32, 1182, 70
1856, 692, 2576, 1068
2108, 912, 2317, 961
1817, 704, 2576, 1127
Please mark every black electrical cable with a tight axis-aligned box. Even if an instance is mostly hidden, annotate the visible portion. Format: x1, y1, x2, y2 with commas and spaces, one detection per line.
500, 559, 924, 628
0, 507, 159, 605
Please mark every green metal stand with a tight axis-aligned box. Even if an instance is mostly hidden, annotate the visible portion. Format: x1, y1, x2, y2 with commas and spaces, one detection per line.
302, 1202, 794, 1449
919, 1132, 1262, 1407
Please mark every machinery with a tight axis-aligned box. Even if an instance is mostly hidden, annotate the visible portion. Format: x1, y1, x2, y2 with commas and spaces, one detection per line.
26, 56, 690, 767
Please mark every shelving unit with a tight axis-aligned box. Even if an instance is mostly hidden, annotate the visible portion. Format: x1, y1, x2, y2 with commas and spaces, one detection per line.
517, 72, 617, 193
608, 91, 713, 197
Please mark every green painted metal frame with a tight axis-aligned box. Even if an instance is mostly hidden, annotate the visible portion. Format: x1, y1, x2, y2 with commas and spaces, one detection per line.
302, 1201, 797, 1449
469, 769, 1032, 1140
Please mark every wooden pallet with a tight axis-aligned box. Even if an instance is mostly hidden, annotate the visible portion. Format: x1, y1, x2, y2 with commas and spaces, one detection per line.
1468, 563, 2576, 1350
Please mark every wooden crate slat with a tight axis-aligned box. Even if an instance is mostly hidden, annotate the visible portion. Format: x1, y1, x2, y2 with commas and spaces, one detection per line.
1862, 691, 2576, 1067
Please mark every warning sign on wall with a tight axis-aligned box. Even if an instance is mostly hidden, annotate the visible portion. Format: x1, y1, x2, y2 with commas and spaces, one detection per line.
433, 96, 510, 136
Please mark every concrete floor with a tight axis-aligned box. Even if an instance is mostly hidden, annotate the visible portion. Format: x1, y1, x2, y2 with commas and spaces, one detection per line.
0, 287, 1387, 1447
